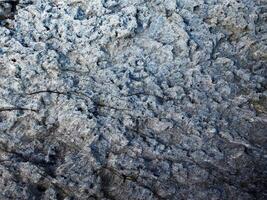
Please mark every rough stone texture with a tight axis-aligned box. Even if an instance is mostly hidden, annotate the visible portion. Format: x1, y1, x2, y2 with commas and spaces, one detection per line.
0, 0, 266, 199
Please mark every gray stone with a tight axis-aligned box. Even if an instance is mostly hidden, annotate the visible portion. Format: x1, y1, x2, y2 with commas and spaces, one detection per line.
0, 0, 266, 199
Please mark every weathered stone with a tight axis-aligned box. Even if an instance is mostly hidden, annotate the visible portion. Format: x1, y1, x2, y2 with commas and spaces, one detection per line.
0, 0, 266, 199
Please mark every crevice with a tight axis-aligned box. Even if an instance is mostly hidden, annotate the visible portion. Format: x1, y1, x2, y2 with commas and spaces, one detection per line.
0, 107, 38, 112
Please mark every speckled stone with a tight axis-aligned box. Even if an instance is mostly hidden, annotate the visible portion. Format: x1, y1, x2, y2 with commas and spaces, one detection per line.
0, 0, 266, 199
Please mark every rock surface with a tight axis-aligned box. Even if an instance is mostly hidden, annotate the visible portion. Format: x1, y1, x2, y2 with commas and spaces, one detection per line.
0, 0, 266, 199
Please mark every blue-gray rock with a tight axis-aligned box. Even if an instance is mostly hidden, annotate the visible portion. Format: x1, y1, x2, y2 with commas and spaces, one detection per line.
0, 0, 266, 199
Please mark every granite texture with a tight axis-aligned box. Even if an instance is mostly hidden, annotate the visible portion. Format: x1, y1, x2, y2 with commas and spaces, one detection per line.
0, 0, 266, 199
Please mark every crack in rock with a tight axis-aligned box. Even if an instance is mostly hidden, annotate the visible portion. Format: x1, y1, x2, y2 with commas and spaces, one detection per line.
0, 0, 266, 199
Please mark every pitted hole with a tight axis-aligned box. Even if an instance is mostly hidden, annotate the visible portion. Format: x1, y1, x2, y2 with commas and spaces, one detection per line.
76, 107, 83, 112
87, 114, 93, 119
118, 84, 123, 90
0, 0, 19, 20
193, 5, 200, 12
36, 185, 46, 193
